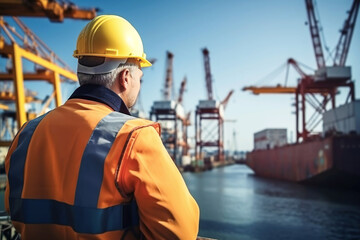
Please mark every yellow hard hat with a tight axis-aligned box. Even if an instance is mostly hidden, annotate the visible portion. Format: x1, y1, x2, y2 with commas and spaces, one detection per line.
73, 15, 151, 68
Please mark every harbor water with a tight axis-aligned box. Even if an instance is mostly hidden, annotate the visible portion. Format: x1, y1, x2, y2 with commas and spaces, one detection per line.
182, 164, 360, 240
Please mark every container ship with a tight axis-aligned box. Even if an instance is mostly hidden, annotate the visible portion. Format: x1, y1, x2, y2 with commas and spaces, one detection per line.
245, 82, 360, 189
244, 0, 360, 189
247, 120, 360, 189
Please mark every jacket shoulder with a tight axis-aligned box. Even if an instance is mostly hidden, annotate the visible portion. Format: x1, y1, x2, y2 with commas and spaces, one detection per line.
124, 118, 160, 135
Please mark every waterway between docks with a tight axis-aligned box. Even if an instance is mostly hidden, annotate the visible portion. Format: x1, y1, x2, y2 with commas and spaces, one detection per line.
182, 164, 360, 240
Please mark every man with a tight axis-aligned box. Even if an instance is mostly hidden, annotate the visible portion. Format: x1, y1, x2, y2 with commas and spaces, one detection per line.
5, 15, 199, 240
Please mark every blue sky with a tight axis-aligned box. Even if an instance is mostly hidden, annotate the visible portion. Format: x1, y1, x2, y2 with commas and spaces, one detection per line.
2, 0, 359, 151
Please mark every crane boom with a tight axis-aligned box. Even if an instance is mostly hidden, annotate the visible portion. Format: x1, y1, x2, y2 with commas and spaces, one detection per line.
305, 0, 326, 69
163, 51, 174, 101
333, 0, 360, 66
221, 90, 234, 110
177, 76, 187, 104
202, 48, 213, 100
0, 103, 9, 110
287, 58, 309, 79
242, 86, 297, 94
0, 17, 77, 79
0, 0, 96, 22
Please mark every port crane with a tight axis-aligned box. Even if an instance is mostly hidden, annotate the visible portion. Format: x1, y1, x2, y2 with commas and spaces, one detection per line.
243, 0, 359, 143
0, 0, 97, 146
150, 51, 189, 164
195, 48, 234, 162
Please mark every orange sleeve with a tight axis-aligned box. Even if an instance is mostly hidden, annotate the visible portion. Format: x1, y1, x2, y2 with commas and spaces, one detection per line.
121, 126, 200, 240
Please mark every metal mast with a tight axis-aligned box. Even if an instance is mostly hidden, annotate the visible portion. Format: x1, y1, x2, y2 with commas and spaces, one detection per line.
333, 0, 360, 66
305, 0, 326, 69
163, 51, 174, 101
202, 48, 213, 100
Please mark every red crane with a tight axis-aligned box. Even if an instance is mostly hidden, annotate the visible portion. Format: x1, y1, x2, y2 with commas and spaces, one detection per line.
196, 48, 234, 163
294, 0, 358, 141
244, 0, 358, 142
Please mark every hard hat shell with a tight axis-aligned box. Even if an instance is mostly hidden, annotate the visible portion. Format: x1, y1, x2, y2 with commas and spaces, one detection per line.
73, 15, 151, 68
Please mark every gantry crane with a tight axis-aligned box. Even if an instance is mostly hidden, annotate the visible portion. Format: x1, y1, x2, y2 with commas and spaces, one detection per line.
243, 0, 358, 143
195, 48, 234, 163
150, 51, 187, 165
0, 1, 97, 146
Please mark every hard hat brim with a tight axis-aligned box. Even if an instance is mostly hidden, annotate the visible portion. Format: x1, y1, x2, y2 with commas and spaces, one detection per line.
77, 56, 152, 75
139, 57, 152, 68
74, 53, 152, 69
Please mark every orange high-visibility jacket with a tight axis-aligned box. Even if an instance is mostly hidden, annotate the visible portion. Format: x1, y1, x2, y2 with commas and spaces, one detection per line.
5, 85, 199, 240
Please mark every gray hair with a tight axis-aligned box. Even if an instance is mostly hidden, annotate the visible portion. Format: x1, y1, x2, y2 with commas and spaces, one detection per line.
77, 63, 138, 89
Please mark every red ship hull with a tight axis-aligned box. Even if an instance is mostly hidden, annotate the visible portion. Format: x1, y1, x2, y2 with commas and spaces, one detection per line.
246, 135, 360, 189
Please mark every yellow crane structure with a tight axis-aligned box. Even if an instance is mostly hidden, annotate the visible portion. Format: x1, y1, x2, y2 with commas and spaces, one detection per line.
0, 0, 96, 22
0, 0, 96, 146
242, 85, 297, 95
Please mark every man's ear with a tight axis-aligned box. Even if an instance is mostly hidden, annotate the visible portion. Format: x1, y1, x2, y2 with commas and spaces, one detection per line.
118, 68, 131, 90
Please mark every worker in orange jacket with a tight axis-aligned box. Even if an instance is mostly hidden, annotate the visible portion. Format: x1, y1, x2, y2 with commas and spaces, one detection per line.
5, 15, 199, 240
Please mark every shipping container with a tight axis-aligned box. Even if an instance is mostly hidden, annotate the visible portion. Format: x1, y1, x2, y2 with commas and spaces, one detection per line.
323, 100, 360, 135
254, 128, 287, 150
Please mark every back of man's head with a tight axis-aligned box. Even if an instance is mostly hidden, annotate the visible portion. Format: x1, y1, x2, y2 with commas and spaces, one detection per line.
77, 57, 139, 89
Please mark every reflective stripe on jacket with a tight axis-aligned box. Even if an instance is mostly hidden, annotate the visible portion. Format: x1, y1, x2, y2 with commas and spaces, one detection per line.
5, 98, 200, 240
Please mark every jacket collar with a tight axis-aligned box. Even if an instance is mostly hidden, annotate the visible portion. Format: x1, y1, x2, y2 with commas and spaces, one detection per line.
69, 84, 131, 115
